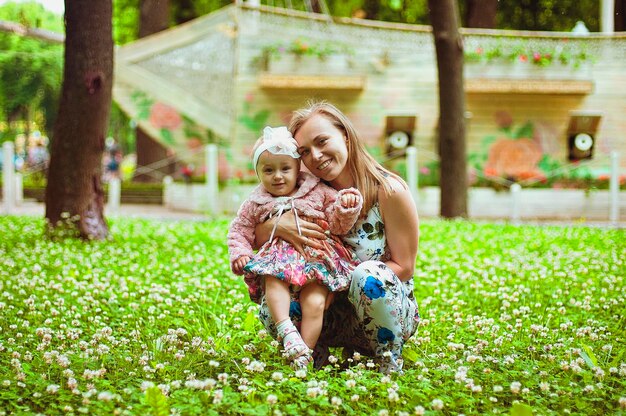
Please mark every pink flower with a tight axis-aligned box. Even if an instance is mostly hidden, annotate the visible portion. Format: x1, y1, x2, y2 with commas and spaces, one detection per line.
149, 103, 182, 130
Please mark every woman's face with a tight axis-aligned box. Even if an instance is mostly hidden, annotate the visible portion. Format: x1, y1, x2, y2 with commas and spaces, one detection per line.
294, 114, 351, 188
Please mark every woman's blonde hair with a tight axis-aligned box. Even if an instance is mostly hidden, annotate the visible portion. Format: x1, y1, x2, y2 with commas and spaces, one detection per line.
289, 101, 401, 214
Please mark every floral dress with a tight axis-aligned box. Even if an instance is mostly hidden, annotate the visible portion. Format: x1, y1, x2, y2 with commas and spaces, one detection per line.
259, 203, 420, 373
243, 210, 357, 304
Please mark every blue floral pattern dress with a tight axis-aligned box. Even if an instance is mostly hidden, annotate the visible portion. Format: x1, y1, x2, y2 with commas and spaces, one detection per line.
259, 203, 420, 373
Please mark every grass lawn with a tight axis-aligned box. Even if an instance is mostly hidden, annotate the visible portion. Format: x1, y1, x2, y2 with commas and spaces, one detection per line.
0, 216, 624, 415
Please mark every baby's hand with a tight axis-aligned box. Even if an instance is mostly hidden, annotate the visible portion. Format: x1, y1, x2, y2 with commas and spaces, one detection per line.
233, 256, 251, 275
340, 193, 359, 208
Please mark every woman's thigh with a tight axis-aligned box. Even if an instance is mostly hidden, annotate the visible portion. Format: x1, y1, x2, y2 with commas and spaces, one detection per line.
349, 260, 419, 345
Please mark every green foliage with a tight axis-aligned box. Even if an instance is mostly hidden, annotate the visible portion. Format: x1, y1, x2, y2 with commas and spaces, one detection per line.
0, 2, 63, 139
464, 41, 594, 69
145, 386, 170, 416
0, 216, 624, 414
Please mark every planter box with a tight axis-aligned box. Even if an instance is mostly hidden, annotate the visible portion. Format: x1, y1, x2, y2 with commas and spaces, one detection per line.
465, 61, 592, 81
267, 54, 350, 75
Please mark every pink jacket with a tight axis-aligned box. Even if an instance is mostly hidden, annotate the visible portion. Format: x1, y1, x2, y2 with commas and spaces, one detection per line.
227, 172, 363, 269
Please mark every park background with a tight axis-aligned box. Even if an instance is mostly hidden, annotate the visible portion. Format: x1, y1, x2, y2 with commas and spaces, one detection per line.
0, 1, 625, 415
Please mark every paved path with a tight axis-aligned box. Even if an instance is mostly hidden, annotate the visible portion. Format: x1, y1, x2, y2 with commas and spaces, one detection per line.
2, 201, 624, 228
1, 201, 210, 221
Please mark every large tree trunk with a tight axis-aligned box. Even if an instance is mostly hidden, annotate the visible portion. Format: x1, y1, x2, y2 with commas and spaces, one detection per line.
139, 0, 170, 37
465, 0, 498, 28
134, 0, 173, 182
429, 0, 468, 218
45, 0, 113, 239
616, 0, 625, 31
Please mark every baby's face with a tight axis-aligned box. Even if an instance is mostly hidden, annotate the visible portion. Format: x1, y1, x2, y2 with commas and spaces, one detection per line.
256, 152, 300, 197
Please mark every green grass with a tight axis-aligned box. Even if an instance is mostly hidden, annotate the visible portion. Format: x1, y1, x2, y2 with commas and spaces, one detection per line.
0, 216, 624, 415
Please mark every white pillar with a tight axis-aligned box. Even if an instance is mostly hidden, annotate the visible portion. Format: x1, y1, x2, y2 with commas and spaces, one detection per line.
107, 177, 121, 213
2, 141, 15, 214
15, 173, 23, 205
405, 146, 418, 204
601, 0, 615, 33
163, 175, 173, 209
510, 183, 522, 224
609, 151, 620, 225
205, 144, 219, 215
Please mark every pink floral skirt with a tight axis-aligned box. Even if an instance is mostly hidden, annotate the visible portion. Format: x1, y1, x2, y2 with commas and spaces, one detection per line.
243, 218, 357, 304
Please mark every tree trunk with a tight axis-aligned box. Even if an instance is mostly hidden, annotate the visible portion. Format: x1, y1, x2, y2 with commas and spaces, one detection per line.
134, 0, 172, 182
616, 0, 625, 31
465, 0, 498, 28
429, 0, 468, 218
139, 0, 170, 38
45, 0, 113, 239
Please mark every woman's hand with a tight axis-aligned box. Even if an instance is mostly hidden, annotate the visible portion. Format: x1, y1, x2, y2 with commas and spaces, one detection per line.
254, 210, 326, 256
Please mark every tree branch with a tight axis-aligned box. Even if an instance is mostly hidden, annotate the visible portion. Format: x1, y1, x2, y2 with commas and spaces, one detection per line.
0, 20, 64, 44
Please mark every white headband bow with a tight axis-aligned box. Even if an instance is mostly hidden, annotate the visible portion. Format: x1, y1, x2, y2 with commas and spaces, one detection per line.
253, 126, 300, 175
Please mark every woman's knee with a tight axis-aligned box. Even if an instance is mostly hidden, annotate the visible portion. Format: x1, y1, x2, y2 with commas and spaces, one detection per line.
349, 260, 398, 300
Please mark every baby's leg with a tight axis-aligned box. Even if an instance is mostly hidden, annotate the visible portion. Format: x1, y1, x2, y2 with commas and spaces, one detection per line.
299, 282, 329, 349
264, 275, 291, 323
265, 276, 310, 367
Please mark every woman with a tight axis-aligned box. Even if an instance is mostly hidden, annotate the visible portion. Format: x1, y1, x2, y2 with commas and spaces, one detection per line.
255, 101, 419, 373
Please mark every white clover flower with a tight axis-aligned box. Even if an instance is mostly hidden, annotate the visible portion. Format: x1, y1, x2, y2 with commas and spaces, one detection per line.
540, 382, 550, 392
213, 389, 223, 404
351, 394, 360, 402
619, 397, 626, 409
378, 410, 389, 416
345, 379, 356, 388
307, 387, 320, 398
97, 391, 115, 402
493, 385, 503, 393
510, 381, 521, 394
67, 378, 78, 390
266, 394, 278, 405
295, 369, 307, 378
387, 388, 399, 402
331, 397, 342, 407
414, 405, 425, 415
271, 372, 283, 381
431, 399, 444, 410
46, 384, 60, 394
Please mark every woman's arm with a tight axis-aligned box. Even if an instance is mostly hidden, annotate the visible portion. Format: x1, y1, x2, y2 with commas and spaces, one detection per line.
254, 210, 326, 255
378, 177, 419, 281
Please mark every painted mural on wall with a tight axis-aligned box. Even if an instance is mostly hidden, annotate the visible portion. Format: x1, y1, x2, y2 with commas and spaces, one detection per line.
129, 90, 231, 181
468, 111, 621, 189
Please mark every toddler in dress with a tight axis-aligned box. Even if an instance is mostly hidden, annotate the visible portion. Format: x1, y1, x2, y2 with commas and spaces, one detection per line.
227, 126, 362, 368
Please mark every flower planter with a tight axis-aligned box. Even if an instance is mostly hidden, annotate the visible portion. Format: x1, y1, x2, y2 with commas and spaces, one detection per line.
267, 54, 349, 75
465, 61, 592, 81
